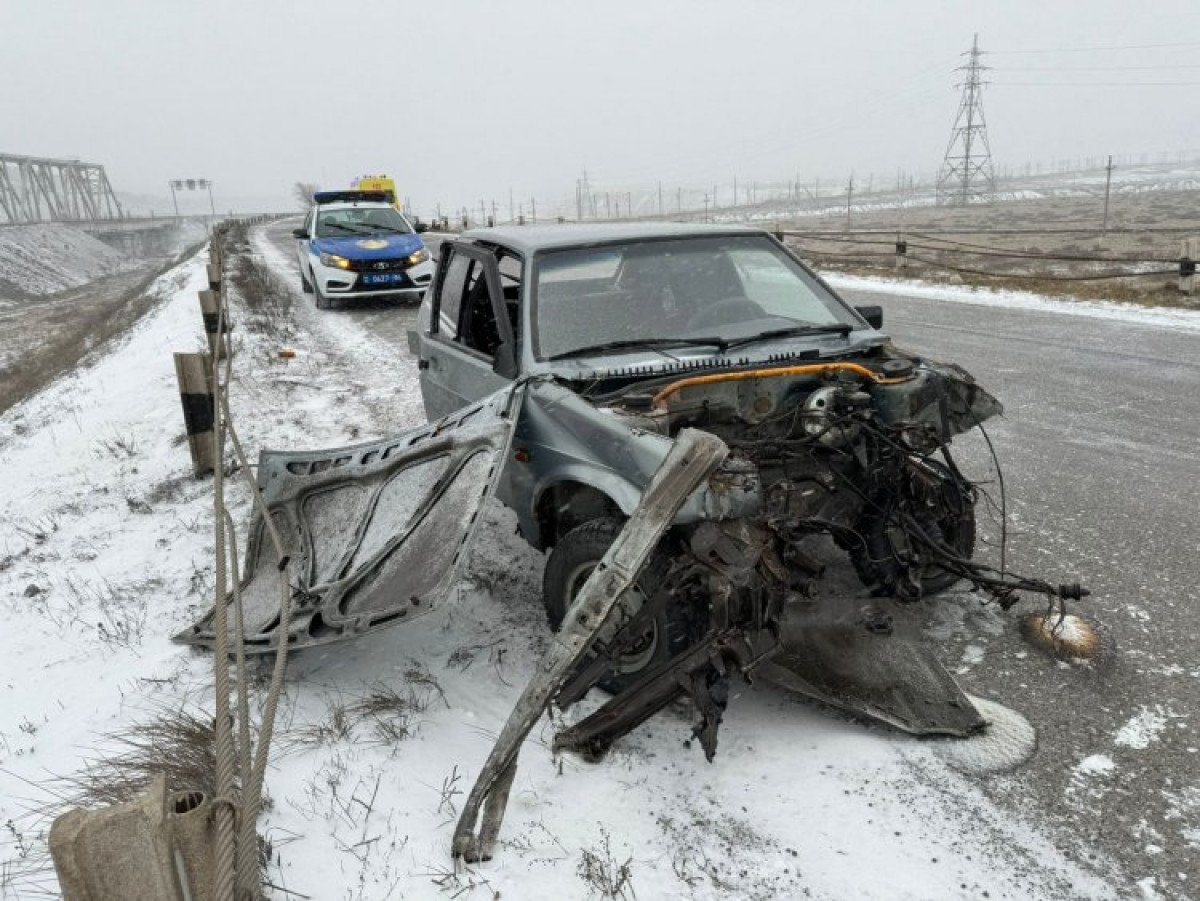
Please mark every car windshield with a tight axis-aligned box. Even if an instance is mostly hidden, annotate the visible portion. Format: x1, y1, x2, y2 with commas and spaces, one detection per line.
531, 235, 860, 360
315, 205, 412, 238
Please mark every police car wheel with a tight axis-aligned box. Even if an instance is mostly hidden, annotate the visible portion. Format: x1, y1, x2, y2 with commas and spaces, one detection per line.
314, 279, 332, 310
300, 267, 313, 294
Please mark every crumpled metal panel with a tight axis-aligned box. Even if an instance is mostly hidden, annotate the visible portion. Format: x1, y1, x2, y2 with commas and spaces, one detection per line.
871, 360, 1003, 437
762, 596, 986, 736
174, 386, 522, 653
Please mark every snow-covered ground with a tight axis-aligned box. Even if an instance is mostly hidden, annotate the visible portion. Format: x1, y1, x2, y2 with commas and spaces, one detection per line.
823, 272, 1200, 333
702, 159, 1200, 226
0, 224, 144, 300
0, 238, 1125, 899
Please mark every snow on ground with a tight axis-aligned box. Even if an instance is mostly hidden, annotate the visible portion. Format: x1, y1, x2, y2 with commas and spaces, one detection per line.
823, 271, 1200, 333
0, 237, 1123, 899
0, 224, 142, 299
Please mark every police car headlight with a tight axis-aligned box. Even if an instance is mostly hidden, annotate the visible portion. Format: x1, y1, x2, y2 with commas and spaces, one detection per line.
407, 249, 430, 266
320, 253, 352, 270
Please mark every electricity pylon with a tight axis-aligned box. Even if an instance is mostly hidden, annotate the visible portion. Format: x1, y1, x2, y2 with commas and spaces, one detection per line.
936, 34, 996, 206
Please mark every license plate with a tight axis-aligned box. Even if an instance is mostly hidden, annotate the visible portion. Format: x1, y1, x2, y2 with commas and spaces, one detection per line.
362, 272, 403, 286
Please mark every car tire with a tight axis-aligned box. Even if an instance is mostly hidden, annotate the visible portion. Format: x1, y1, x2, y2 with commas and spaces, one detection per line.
313, 273, 332, 310
542, 518, 692, 695
300, 266, 313, 294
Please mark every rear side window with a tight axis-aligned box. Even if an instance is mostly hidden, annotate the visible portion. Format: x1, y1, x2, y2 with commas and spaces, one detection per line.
437, 251, 472, 337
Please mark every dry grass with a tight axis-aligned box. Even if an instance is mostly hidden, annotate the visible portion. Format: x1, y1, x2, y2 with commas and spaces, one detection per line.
779, 186, 1200, 307
0, 707, 229, 897
578, 827, 637, 899
230, 254, 296, 345
285, 675, 443, 751
54, 707, 220, 807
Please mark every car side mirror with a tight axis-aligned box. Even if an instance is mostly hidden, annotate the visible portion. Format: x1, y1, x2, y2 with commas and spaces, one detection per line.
415, 222, 430, 234
492, 340, 519, 380
292, 228, 308, 239
855, 304, 883, 329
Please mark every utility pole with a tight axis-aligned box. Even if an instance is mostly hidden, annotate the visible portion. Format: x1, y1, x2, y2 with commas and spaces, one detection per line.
658, 180, 663, 216
1102, 155, 1115, 234
168, 181, 180, 220
531, 196, 537, 223
936, 33, 996, 205
580, 169, 594, 219
625, 191, 631, 219
605, 192, 611, 219
712, 184, 718, 210
703, 194, 710, 222
677, 187, 682, 214
576, 179, 582, 221
733, 176, 738, 208
845, 174, 854, 230
509, 188, 514, 223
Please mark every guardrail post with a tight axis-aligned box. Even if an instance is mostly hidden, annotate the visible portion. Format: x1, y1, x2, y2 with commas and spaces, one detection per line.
198, 289, 230, 359
1182, 238, 1198, 296
174, 352, 215, 476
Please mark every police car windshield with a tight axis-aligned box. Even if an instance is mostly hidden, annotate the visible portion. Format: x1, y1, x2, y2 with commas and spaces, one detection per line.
315, 206, 412, 238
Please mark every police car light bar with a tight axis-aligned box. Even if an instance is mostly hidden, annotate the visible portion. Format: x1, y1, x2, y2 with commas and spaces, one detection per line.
312, 190, 391, 205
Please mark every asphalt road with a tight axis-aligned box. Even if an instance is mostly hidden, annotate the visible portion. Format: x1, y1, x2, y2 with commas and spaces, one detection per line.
263, 218, 1199, 896
836, 282, 1200, 897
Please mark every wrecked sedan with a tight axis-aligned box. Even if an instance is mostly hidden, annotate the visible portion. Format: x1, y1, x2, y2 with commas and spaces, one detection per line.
179, 222, 1084, 764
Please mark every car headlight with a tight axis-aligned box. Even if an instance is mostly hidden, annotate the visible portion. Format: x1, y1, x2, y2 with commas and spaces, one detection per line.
320, 252, 352, 270
407, 249, 430, 266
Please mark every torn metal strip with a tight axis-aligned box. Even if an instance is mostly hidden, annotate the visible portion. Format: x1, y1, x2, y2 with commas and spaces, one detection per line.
451, 427, 729, 863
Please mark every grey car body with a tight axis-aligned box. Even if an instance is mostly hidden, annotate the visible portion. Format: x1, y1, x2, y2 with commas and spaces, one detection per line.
410, 222, 892, 549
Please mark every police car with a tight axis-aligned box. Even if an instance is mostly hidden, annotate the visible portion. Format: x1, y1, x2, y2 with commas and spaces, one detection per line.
293, 191, 435, 309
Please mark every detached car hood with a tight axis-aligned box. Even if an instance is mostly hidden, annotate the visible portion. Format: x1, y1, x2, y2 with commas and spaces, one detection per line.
174, 387, 522, 653
311, 233, 424, 259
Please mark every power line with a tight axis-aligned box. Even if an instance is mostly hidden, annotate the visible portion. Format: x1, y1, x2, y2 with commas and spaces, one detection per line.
993, 64, 1200, 71
989, 40, 1200, 54
992, 80, 1200, 87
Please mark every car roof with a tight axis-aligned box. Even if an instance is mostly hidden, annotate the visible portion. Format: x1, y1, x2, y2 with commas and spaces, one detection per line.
459, 221, 768, 254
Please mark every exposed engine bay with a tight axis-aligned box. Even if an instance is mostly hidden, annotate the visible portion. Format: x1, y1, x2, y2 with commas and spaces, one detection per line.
543, 355, 1088, 762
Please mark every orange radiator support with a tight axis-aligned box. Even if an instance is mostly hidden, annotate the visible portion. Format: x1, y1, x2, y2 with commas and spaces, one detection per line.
650, 362, 912, 410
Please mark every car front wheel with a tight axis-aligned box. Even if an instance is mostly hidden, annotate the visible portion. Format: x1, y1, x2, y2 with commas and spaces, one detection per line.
542, 518, 691, 695
313, 271, 332, 310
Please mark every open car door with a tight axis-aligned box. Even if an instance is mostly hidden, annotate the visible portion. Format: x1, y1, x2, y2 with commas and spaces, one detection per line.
174, 385, 523, 653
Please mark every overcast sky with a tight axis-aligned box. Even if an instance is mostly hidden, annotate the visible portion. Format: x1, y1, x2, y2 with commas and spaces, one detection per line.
5, 0, 1199, 216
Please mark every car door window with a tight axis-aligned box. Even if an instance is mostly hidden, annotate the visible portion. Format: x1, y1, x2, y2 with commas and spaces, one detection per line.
437, 251, 471, 337
435, 249, 503, 359
458, 260, 500, 358
497, 251, 523, 340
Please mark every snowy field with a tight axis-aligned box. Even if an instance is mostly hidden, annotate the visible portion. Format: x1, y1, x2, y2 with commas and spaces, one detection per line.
0, 237, 1129, 899
0, 225, 144, 301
